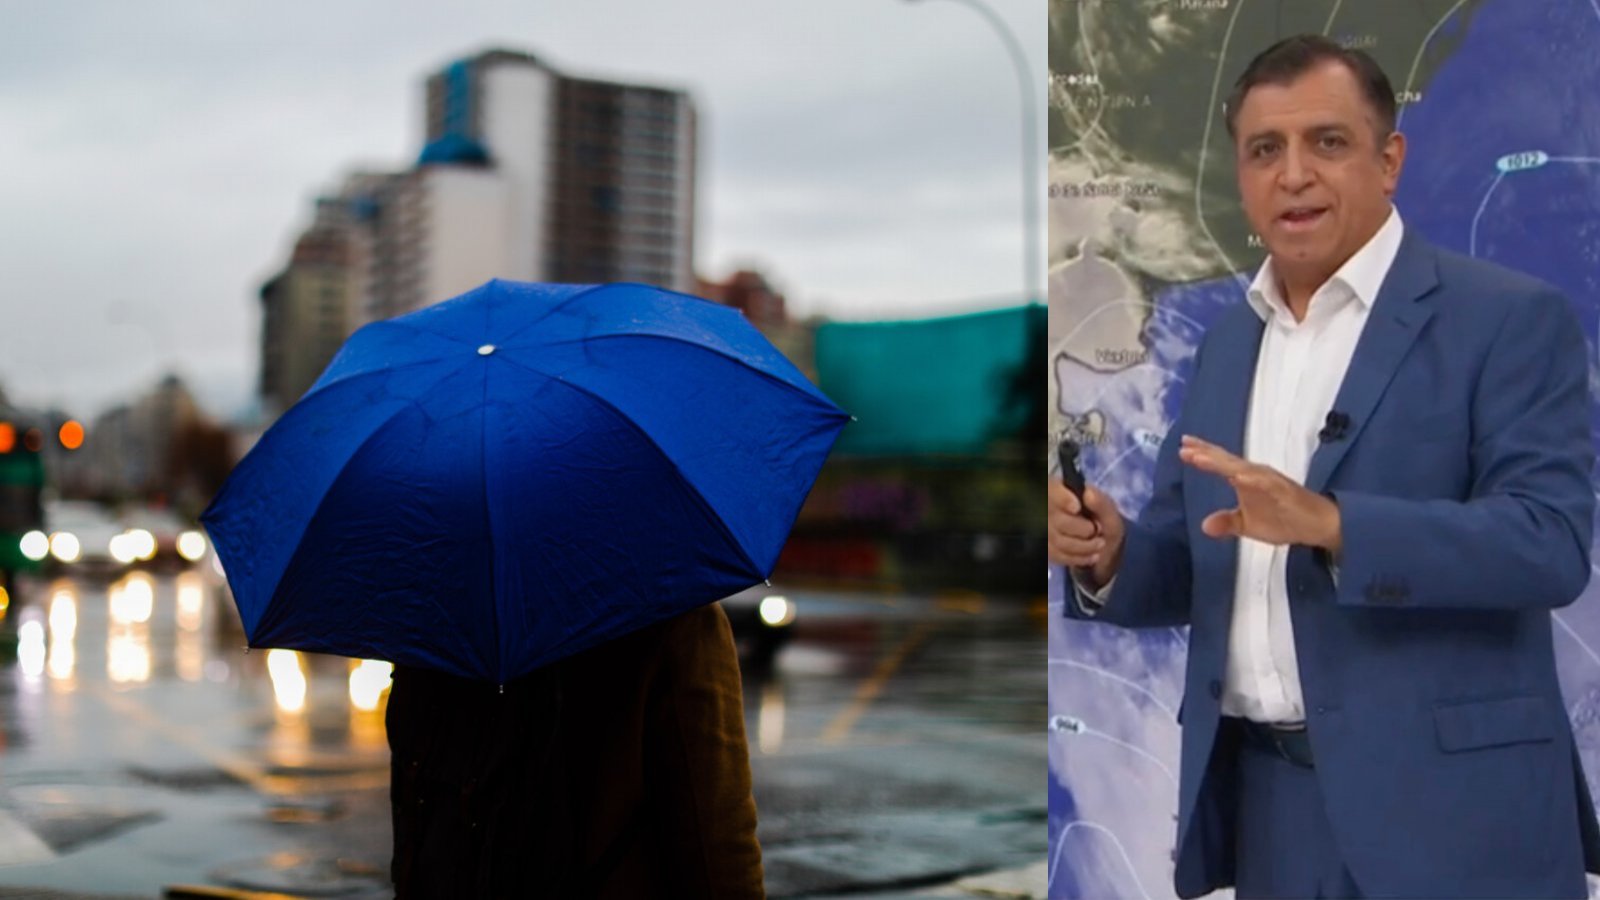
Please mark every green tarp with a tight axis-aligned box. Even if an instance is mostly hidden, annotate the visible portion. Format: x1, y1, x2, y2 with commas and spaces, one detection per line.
817, 304, 1042, 456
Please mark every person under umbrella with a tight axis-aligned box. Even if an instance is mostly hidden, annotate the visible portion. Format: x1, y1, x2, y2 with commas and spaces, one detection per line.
203, 280, 849, 896
387, 601, 762, 897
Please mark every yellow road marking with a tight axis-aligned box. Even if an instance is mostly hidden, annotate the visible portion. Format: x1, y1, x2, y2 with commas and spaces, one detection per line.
933, 590, 987, 615
821, 619, 938, 745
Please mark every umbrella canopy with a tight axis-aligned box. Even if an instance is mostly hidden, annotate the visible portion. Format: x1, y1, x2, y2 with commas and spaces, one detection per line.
202, 280, 849, 682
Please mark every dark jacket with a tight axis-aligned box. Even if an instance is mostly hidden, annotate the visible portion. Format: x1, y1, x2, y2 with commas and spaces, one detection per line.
388, 602, 765, 898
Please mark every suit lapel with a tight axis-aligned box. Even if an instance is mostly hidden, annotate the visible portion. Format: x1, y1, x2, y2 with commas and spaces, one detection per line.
1202, 304, 1265, 462
1194, 303, 1265, 517
1182, 302, 1263, 635
1303, 231, 1441, 494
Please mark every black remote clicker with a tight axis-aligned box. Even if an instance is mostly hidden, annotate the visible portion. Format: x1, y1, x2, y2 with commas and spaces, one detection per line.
1057, 438, 1086, 502
1056, 438, 1098, 582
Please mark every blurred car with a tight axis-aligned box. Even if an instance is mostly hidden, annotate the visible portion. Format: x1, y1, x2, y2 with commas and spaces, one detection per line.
719, 585, 797, 670
118, 506, 208, 570
36, 500, 129, 577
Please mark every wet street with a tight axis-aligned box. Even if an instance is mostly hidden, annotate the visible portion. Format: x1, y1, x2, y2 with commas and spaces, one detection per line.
746, 590, 1047, 897
0, 570, 1045, 898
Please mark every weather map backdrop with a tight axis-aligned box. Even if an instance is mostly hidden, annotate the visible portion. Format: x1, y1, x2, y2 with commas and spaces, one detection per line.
1048, 1, 1600, 897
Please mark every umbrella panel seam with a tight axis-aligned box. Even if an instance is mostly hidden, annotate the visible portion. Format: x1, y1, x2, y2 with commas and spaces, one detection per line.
480, 282, 613, 347
489, 352, 768, 585
308, 343, 472, 398
479, 357, 503, 683
253, 379, 497, 679
223, 366, 427, 633
528, 332, 848, 417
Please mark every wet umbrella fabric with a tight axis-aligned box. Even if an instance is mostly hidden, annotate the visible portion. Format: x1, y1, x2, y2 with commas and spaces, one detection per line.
201, 280, 849, 683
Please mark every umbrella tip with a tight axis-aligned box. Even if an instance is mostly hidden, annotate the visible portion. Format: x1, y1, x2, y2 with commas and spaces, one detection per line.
850, 416, 859, 423
478, 344, 497, 356
764, 579, 772, 588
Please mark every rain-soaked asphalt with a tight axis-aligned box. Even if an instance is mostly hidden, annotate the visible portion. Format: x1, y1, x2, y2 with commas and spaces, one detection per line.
0, 567, 1045, 898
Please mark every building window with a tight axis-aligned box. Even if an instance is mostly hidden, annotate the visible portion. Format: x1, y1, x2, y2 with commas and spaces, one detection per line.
590, 186, 621, 213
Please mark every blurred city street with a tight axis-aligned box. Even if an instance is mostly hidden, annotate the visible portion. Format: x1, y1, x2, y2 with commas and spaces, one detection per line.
0, 5, 1046, 896
0, 571, 1043, 898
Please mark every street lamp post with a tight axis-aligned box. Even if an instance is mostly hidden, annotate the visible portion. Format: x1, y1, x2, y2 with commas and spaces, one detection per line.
905, 0, 1042, 304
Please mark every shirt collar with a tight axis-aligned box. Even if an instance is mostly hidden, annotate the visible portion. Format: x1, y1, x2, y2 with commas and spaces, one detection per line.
1246, 207, 1405, 322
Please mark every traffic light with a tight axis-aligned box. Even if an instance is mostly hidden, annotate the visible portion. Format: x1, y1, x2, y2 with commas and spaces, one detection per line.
0, 423, 12, 454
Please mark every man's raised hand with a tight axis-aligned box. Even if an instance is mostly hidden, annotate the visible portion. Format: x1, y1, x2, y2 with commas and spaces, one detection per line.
1178, 435, 1341, 552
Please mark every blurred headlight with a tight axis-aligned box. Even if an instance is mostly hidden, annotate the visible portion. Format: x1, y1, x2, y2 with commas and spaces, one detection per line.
177, 531, 207, 562
109, 534, 138, 565
50, 532, 81, 564
349, 659, 394, 712
267, 649, 307, 714
127, 529, 156, 561
759, 595, 795, 627
19, 531, 49, 562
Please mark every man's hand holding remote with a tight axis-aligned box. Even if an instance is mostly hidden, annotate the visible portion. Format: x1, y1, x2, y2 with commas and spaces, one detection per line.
1049, 444, 1126, 591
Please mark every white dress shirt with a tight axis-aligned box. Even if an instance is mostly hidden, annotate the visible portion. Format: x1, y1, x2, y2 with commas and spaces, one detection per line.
1074, 207, 1405, 725
1224, 208, 1402, 723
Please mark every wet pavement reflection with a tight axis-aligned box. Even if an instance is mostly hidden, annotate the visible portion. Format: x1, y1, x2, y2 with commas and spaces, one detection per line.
0, 567, 393, 896
0, 572, 1043, 898
746, 590, 1047, 897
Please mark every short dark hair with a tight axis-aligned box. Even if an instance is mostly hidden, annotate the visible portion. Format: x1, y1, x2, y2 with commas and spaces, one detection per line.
1224, 34, 1397, 141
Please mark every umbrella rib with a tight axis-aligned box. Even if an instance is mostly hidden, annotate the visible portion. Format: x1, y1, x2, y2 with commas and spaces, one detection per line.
255, 378, 497, 680
238, 365, 431, 615
307, 343, 472, 397
380, 317, 478, 347
478, 353, 502, 682
492, 354, 769, 582
536, 332, 849, 419
489, 282, 615, 347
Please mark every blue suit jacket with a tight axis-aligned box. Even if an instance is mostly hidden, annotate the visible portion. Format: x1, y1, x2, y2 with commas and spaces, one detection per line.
1067, 230, 1600, 898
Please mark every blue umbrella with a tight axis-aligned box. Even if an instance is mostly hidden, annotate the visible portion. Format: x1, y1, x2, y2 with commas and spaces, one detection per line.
201, 280, 849, 683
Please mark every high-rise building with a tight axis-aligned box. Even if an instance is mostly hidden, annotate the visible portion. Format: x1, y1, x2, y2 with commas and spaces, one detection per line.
418, 49, 697, 294
258, 197, 368, 414
544, 70, 697, 289
363, 164, 512, 323
260, 47, 700, 414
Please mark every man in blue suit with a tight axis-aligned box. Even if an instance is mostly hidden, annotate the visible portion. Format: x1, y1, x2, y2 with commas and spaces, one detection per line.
1050, 35, 1600, 899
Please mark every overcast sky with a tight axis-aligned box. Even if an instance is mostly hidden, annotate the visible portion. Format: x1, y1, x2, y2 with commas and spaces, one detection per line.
0, 0, 1042, 421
